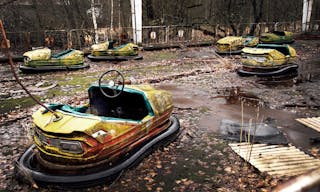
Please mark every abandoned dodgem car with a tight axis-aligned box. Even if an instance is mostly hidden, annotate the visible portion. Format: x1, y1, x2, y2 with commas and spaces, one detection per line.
87, 41, 143, 61
237, 44, 298, 77
15, 70, 180, 186
215, 36, 259, 54
20, 47, 88, 73
259, 31, 295, 44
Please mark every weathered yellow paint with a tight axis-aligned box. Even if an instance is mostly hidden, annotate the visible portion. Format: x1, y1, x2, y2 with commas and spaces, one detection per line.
23, 48, 51, 60
91, 41, 139, 56
216, 36, 259, 52
126, 84, 173, 116
242, 47, 275, 55
217, 36, 243, 45
241, 46, 296, 67
32, 109, 101, 134
89, 121, 134, 143
32, 84, 174, 159
22, 48, 84, 67
91, 42, 109, 51
288, 46, 297, 57
284, 31, 293, 37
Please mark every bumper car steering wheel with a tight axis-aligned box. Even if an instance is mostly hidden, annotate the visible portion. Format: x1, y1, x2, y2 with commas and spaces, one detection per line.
98, 70, 124, 98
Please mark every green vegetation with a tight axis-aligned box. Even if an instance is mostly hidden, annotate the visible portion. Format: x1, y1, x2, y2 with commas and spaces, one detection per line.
48, 73, 98, 97
0, 97, 38, 114
0, 73, 99, 115
199, 106, 211, 113
143, 51, 178, 62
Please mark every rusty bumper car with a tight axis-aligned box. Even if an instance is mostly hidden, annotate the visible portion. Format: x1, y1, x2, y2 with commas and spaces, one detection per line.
15, 70, 180, 187
19, 48, 88, 73
237, 44, 298, 77
87, 41, 143, 61
259, 31, 295, 44
215, 36, 259, 55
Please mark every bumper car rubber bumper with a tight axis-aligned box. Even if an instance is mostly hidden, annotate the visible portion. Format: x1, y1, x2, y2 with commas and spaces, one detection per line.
15, 116, 180, 187
19, 64, 89, 73
87, 54, 143, 61
215, 49, 242, 55
237, 64, 298, 77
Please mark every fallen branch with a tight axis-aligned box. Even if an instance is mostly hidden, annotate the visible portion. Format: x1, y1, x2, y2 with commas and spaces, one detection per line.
284, 104, 320, 109
0, 115, 29, 127
138, 68, 215, 84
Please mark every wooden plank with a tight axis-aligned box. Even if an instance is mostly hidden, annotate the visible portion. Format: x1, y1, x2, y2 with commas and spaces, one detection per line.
248, 158, 320, 172
241, 147, 301, 155
254, 161, 320, 171
233, 145, 302, 157
309, 118, 320, 124
296, 117, 320, 132
251, 161, 320, 171
252, 156, 316, 164
236, 152, 312, 161
230, 144, 293, 154
298, 119, 319, 130
229, 144, 296, 153
271, 169, 312, 177
229, 143, 320, 177
268, 165, 320, 175
238, 150, 308, 157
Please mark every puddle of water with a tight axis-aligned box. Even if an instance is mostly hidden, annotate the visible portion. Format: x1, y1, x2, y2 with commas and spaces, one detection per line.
212, 87, 261, 106
156, 84, 211, 109
159, 84, 319, 150
200, 98, 320, 150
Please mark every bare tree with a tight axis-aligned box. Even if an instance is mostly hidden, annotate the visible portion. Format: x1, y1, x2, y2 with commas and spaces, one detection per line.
0, 0, 19, 7
0, 0, 313, 33
249, 0, 264, 35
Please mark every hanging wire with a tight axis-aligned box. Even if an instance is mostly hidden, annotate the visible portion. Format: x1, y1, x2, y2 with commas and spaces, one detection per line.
0, 19, 61, 121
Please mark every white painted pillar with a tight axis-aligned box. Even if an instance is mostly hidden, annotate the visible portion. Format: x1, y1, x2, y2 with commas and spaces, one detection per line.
307, 0, 313, 31
130, 0, 142, 44
302, 0, 313, 32
302, 0, 307, 32
110, 0, 114, 30
91, 0, 98, 43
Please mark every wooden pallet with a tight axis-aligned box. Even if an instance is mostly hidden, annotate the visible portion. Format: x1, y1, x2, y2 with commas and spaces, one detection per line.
296, 117, 320, 132
229, 143, 320, 176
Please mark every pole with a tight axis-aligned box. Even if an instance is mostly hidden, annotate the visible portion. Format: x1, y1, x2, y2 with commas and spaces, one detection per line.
135, 0, 142, 44
111, 0, 114, 30
130, 0, 137, 43
0, 19, 61, 120
130, 0, 142, 44
307, 0, 313, 31
91, 0, 98, 43
302, 0, 313, 32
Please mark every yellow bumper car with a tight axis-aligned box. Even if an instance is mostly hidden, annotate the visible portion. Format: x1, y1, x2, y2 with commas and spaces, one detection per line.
15, 70, 179, 187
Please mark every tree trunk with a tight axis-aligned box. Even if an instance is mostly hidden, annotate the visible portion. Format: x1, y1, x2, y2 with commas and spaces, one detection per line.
111, 0, 114, 30
91, 0, 98, 43
31, 0, 42, 30
249, 0, 264, 35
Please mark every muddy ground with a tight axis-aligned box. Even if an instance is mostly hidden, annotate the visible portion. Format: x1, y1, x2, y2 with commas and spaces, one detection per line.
0, 40, 320, 191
